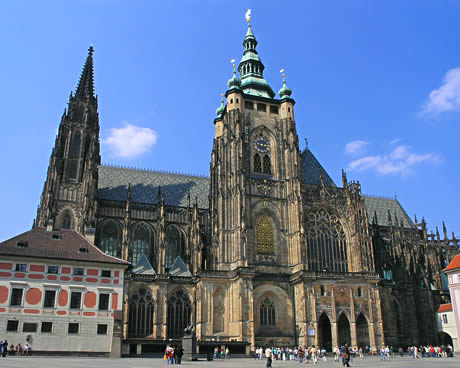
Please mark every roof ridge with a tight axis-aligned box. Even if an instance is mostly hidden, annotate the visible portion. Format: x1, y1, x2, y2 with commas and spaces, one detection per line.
363, 193, 397, 200
73, 230, 130, 265
100, 163, 210, 179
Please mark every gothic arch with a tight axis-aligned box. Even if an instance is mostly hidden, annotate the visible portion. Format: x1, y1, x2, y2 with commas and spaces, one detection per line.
69, 130, 82, 158
128, 287, 154, 337
96, 219, 122, 258
254, 285, 293, 334
260, 297, 276, 326
356, 312, 370, 347
318, 312, 332, 351
130, 222, 155, 268
167, 289, 191, 338
250, 128, 276, 176
57, 208, 75, 230
305, 208, 348, 272
337, 311, 351, 346
165, 225, 185, 270
392, 297, 402, 336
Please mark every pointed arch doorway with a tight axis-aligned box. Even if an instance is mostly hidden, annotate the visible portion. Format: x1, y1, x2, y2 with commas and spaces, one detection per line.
337, 313, 351, 347
318, 313, 332, 351
356, 313, 370, 347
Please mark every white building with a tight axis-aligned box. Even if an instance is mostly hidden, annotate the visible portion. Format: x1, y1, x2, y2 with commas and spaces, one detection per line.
0, 228, 129, 356
436, 303, 458, 350
444, 254, 460, 351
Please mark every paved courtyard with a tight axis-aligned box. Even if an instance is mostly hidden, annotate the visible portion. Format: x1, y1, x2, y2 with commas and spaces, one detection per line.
1, 355, 459, 368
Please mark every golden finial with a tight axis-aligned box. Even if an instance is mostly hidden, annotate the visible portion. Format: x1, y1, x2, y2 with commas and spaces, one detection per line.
245, 9, 252, 24
280, 68, 286, 80
231, 58, 236, 70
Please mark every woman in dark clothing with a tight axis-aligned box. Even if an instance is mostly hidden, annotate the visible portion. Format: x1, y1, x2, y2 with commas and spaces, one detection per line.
175, 345, 184, 364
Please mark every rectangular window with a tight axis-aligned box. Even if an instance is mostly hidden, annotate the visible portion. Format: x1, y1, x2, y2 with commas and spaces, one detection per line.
99, 293, 110, 311
442, 314, 448, 324
97, 324, 108, 335
47, 265, 59, 274
23, 323, 37, 333
41, 322, 53, 333
257, 103, 267, 112
68, 323, 79, 334
15, 264, 27, 272
270, 105, 279, 114
44, 290, 56, 308
10, 288, 23, 306
70, 292, 82, 309
6, 320, 19, 332
101, 270, 111, 278
73, 268, 84, 276
244, 101, 254, 110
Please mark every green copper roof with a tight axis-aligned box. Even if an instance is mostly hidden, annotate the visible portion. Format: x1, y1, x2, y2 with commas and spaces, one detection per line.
278, 79, 292, 99
227, 69, 241, 90
237, 23, 275, 99
216, 97, 225, 117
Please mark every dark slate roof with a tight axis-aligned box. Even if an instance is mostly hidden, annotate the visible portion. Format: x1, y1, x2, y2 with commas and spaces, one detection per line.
364, 196, 415, 229
97, 165, 210, 208
168, 256, 192, 277
132, 254, 156, 275
0, 228, 130, 265
301, 148, 336, 187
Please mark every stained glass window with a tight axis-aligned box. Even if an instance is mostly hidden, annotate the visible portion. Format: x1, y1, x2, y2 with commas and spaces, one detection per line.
254, 153, 262, 172
97, 220, 122, 258
260, 297, 275, 326
165, 226, 184, 269
305, 209, 348, 272
128, 288, 154, 337
167, 290, 191, 338
256, 215, 274, 253
263, 155, 272, 174
130, 223, 154, 267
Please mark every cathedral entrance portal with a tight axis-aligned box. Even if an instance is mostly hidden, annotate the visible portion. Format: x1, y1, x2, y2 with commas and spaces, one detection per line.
356, 313, 369, 347
438, 332, 453, 346
318, 313, 332, 351
337, 313, 351, 347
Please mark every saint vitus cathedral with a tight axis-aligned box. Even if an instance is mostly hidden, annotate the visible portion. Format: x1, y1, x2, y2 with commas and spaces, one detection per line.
33, 15, 459, 354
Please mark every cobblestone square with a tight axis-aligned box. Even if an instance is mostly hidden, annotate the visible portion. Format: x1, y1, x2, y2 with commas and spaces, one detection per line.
1, 356, 460, 368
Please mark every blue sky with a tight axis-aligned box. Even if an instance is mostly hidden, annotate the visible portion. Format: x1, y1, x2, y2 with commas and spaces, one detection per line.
1, 0, 459, 241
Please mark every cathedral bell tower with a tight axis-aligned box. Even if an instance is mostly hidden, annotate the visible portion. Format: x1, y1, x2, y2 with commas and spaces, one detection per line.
36, 46, 101, 238
209, 14, 305, 271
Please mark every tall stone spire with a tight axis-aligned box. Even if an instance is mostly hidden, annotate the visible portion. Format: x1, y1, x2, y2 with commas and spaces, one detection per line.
237, 12, 275, 98
75, 46, 96, 101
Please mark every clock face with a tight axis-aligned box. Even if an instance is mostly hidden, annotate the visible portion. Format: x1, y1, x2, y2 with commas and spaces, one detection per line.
254, 136, 270, 153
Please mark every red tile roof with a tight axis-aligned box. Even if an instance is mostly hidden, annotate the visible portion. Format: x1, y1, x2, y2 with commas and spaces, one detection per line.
0, 228, 129, 266
438, 304, 453, 313
444, 254, 460, 272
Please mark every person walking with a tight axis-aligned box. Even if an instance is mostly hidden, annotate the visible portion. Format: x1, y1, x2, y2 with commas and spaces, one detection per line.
225, 346, 230, 359
265, 347, 273, 367
334, 346, 340, 361
311, 345, 318, 364
342, 344, 351, 367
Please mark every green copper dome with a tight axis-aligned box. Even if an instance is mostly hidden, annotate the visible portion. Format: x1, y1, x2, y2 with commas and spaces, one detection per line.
216, 97, 225, 117
278, 79, 292, 99
227, 69, 241, 90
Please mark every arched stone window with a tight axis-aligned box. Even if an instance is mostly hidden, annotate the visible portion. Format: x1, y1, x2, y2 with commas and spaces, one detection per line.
260, 297, 275, 326
305, 209, 348, 272
97, 220, 122, 258
130, 223, 155, 267
165, 226, 184, 270
256, 215, 274, 253
393, 299, 402, 335
69, 131, 81, 158
167, 290, 191, 338
254, 153, 262, 172
128, 288, 154, 337
263, 154, 272, 174
62, 213, 73, 230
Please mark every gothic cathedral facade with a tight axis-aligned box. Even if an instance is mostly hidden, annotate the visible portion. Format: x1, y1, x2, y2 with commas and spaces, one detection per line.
35, 19, 458, 354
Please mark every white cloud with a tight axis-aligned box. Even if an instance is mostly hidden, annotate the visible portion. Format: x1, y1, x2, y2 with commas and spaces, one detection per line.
345, 140, 369, 155
389, 137, 401, 145
347, 144, 440, 176
422, 67, 460, 115
103, 122, 158, 158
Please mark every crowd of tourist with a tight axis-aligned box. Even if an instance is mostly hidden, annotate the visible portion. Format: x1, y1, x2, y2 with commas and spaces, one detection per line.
405, 344, 454, 359
164, 345, 184, 364
0, 340, 32, 357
